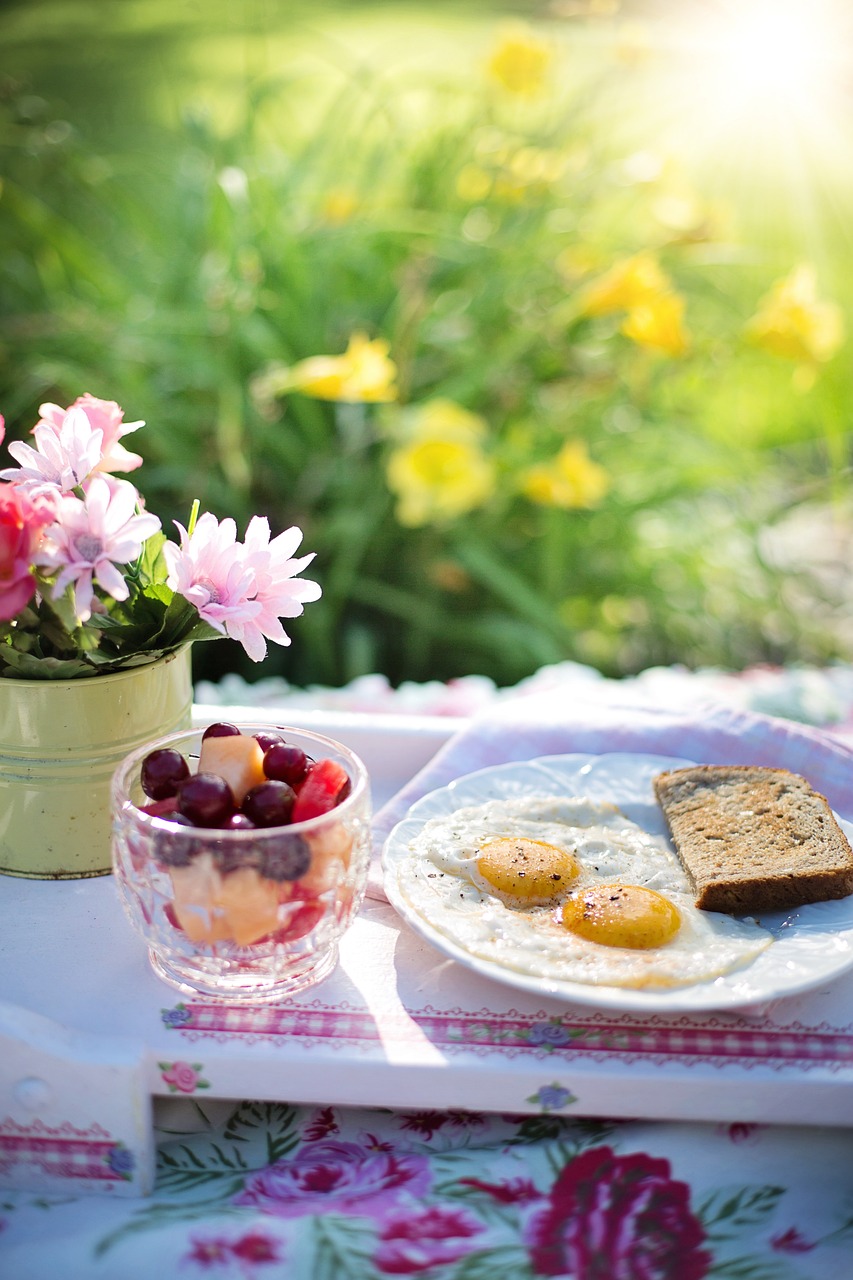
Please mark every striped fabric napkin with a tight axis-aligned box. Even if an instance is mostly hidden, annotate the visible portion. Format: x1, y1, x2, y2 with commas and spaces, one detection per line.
368, 690, 853, 900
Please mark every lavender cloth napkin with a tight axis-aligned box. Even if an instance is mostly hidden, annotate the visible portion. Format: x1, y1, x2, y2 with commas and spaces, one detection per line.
367, 690, 853, 900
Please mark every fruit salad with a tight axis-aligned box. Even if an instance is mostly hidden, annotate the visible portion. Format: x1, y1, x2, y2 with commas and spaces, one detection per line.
111, 724, 371, 999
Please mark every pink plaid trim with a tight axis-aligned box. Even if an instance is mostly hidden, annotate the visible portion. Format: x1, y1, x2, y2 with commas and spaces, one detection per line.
0, 1118, 125, 1183
167, 1002, 853, 1072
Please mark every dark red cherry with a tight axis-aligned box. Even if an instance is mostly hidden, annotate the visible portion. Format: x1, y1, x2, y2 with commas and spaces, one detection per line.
177, 773, 235, 827
242, 780, 296, 828
141, 748, 190, 800
263, 743, 310, 786
254, 731, 283, 755
201, 721, 241, 740
226, 812, 255, 831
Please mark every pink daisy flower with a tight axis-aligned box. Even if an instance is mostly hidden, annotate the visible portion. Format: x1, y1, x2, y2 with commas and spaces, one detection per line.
165, 513, 320, 662
243, 515, 322, 638
37, 395, 144, 474
1, 406, 104, 493
163, 511, 263, 648
35, 475, 161, 622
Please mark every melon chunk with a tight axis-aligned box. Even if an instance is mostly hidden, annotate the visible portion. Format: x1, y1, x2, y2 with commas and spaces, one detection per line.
169, 852, 230, 943
168, 853, 282, 946
197, 732, 267, 805
216, 867, 282, 946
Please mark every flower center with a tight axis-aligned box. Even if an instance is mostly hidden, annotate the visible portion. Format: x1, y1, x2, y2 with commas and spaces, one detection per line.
75, 534, 103, 561
198, 576, 221, 604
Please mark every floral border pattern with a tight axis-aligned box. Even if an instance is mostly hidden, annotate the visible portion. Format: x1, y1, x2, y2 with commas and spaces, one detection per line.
0, 1117, 134, 1185
160, 1001, 853, 1073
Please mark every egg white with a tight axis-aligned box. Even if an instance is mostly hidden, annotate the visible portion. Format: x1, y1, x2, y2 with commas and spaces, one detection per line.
397, 795, 773, 990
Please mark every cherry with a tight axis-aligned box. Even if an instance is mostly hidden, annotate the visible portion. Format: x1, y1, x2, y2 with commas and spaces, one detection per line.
141, 748, 190, 800
291, 758, 351, 822
177, 772, 235, 827
153, 813, 197, 866
263, 743, 310, 787
242, 780, 296, 828
254, 731, 283, 755
226, 812, 255, 831
202, 721, 241, 740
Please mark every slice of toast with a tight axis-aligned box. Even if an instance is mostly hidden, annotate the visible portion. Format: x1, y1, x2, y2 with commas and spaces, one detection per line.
653, 765, 853, 914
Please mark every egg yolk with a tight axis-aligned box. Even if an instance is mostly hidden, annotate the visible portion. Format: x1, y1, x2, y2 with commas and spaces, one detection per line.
476, 837, 580, 904
560, 883, 681, 950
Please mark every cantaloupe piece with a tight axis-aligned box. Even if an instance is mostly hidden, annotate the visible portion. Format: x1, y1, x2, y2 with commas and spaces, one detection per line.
169, 852, 231, 943
216, 866, 281, 946
197, 732, 267, 805
299, 823, 353, 894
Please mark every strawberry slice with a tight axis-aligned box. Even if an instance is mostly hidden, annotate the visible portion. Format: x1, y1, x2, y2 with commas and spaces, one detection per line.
291, 758, 351, 822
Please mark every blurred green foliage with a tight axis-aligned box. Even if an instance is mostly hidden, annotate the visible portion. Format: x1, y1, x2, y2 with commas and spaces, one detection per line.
1, 0, 852, 689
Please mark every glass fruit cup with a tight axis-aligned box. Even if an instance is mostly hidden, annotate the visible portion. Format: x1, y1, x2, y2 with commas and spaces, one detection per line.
111, 725, 372, 1001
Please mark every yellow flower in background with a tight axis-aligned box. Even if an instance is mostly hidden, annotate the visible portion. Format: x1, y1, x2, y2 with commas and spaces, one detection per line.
385, 399, 496, 527
522, 440, 610, 509
577, 253, 670, 317
486, 23, 553, 97
274, 333, 398, 403
556, 244, 600, 282
458, 147, 566, 206
456, 164, 493, 203
406, 399, 487, 439
745, 265, 844, 365
622, 291, 690, 357
319, 188, 359, 224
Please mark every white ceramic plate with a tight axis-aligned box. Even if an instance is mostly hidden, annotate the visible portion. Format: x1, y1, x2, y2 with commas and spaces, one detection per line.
381, 752, 853, 1013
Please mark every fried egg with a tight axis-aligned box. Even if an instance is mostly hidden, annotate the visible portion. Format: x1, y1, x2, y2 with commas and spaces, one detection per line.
396, 795, 772, 990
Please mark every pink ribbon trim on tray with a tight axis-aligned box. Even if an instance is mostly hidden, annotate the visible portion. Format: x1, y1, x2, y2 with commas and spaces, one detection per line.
164, 1000, 853, 1071
369, 691, 853, 900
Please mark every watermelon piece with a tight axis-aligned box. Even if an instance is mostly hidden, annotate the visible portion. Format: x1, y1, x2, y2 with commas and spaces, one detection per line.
291, 758, 351, 822
271, 894, 326, 943
140, 797, 179, 818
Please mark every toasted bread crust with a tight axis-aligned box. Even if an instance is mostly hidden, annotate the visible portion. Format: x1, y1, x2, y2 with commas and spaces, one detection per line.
653, 765, 853, 914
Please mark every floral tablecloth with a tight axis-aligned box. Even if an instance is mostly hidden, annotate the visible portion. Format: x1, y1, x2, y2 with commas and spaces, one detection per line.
4, 663, 853, 1280
3, 1097, 851, 1279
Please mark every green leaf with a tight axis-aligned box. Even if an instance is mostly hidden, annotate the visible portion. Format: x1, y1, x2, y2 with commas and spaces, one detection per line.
707, 1255, 799, 1280
221, 1101, 301, 1167
310, 1217, 378, 1280
94, 1200, 244, 1258
136, 531, 170, 587
699, 1185, 785, 1234
0, 651, 101, 679
32, 576, 80, 638
453, 1248, 535, 1280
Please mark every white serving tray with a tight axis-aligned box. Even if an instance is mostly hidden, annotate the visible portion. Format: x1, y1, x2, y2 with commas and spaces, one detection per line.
2, 709, 853, 1201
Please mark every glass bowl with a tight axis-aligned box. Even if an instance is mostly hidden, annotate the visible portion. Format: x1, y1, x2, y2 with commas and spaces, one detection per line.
111, 724, 371, 1001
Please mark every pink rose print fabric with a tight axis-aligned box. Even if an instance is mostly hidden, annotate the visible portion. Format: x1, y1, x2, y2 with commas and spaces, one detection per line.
1, 1100, 851, 1279
373, 1205, 484, 1274
233, 1140, 431, 1219
525, 1145, 711, 1279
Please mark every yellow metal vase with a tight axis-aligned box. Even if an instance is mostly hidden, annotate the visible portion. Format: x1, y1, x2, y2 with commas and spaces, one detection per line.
0, 648, 193, 879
